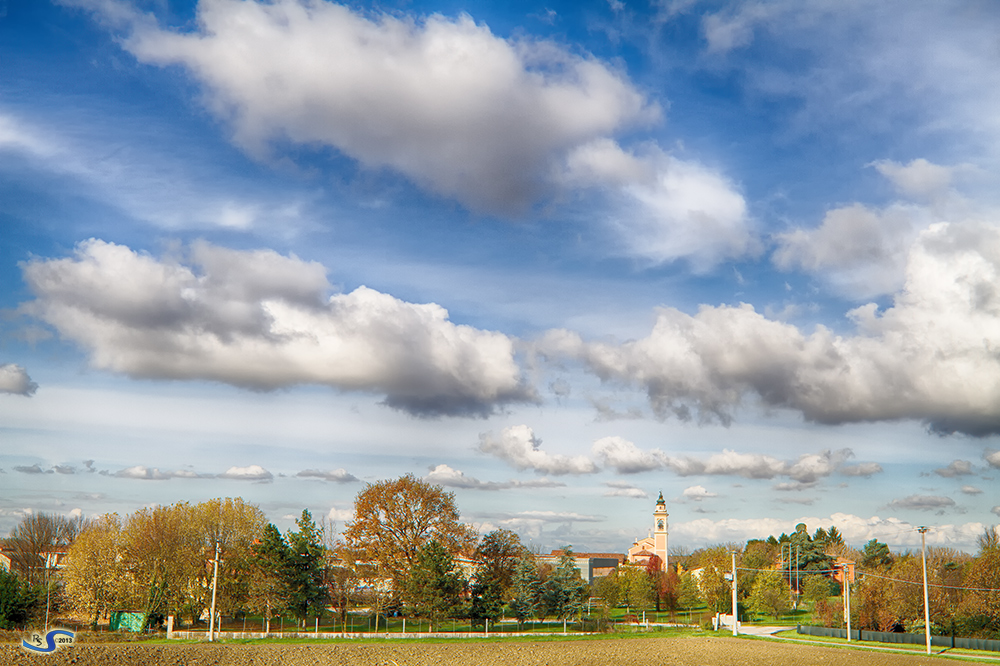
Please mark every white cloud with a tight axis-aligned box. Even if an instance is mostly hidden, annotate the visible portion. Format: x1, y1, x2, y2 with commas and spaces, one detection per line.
0, 364, 38, 396
840, 462, 884, 478
602, 481, 649, 498
114, 465, 179, 480
992, 506, 1000, 518
774, 202, 926, 298
478, 425, 597, 475
423, 464, 566, 491
672, 512, 987, 550
887, 495, 957, 512
960, 485, 982, 495
681, 485, 718, 501
872, 159, 956, 201
545, 222, 1000, 436
117, 0, 657, 216
984, 450, 1000, 469
787, 449, 852, 483
296, 468, 358, 483
22, 239, 534, 417
564, 141, 755, 269
14, 464, 45, 475
219, 465, 273, 481
327, 507, 354, 522
934, 460, 974, 478
592, 436, 860, 484
591, 436, 668, 473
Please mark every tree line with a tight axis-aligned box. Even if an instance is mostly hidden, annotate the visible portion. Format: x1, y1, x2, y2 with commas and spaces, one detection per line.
0, 476, 591, 632
2, 484, 998, 639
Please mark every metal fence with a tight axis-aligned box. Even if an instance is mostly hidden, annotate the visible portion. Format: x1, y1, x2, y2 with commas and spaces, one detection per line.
796, 625, 1000, 652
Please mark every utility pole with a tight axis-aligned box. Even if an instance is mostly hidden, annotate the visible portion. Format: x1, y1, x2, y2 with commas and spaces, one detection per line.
730, 551, 738, 637
919, 527, 931, 655
209, 539, 220, 641
842, 563, 851, 642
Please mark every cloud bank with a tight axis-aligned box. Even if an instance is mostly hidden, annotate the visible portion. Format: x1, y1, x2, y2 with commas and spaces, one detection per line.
80, 0, 753, 268
546, 222, 1000, 435
21, 239, 534, 417
591, 437, 869, 484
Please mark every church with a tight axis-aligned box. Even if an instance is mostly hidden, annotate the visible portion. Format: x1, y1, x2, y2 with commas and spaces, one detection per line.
626, 491, 669, 571
537, 492, 669, 581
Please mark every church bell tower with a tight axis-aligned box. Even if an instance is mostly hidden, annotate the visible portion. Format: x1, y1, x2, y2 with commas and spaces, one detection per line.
654, 491, 669, 571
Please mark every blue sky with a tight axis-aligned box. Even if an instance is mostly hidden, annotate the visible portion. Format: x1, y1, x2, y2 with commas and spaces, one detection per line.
2, 0, 999, 554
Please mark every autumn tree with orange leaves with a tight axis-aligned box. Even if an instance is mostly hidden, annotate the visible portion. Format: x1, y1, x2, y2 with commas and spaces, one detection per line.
343, 475, 477, 596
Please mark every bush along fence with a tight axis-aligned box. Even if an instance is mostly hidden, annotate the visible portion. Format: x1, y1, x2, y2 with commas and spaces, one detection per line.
796, 625, 1000, 652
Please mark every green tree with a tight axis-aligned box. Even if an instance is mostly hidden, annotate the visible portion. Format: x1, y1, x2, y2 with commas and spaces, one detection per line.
748, 570, 792, 621
247, 523, 291, 632
802, 574, 831, 605
0, 568, 37, 630
285, 510, 328, 625
541, 548, 588, 622
474, 529, 529, 597
508, 556, 541, 629
592, 570, 620, 609
468, 579, 503, 628
678, 571, 702, 609
405, 540, 465, 630
861, 539, 893, 569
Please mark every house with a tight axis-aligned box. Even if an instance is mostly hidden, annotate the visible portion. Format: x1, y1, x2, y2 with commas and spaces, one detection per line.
535, 550, 624, 584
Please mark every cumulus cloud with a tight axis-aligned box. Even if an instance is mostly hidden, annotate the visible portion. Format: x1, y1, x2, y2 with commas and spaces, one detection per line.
21, 239, 533, 417
0, 364, 38, 396
296, 468, 359, 483
773, 202, 925, 298
423, 464, 565, 491
218, 465, 273, 481
72, 0, 754, 268
960, 485, 982, 495
992, 506, 1000, 518
985, 450, 1000, 469
840, 462, 884, 478
672, 511, 987, 549
327, 507, 354, 522
591, 436, 867, 486
682, 485, 718, 501
872, 159, 956, 202
888, 495, 957, 512
934, 460, 974, 478
115, 0, 655, 215
478, 425, 597, 475
114, 465, 184, 480
544, 222, 1000, 436
591, 436, 668, 473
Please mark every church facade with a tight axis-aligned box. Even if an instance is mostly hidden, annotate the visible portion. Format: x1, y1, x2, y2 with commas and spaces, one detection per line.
626, 491, 669, 571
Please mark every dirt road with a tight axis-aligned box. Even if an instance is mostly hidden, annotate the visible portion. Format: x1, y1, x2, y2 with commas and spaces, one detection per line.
2, 636, 943, 665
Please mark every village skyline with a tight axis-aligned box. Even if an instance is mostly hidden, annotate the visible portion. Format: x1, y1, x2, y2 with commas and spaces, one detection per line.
2, 0, 1000, 553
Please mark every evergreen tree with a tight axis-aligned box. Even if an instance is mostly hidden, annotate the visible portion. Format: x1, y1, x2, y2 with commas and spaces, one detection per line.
0, 569, 37, 630
508, 556, 541, 629
248, 523, 291, 631
542, 548, 588, 621
405, 540, 465, 629
285, 510, 328, 624
860, 538, 893, 569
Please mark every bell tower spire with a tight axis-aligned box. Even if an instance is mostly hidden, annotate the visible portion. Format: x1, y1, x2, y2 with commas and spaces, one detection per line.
654, 491, 669, 571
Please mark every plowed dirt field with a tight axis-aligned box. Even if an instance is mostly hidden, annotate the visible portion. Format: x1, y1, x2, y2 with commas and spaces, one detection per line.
2, 637, 942, 665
